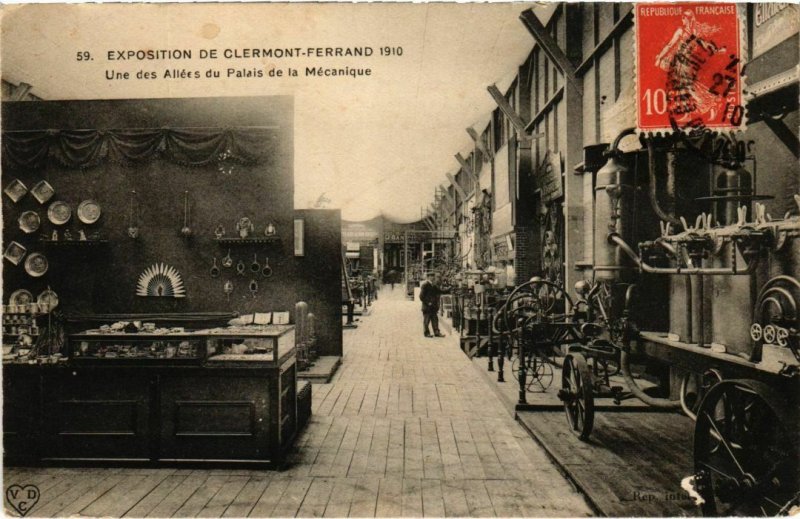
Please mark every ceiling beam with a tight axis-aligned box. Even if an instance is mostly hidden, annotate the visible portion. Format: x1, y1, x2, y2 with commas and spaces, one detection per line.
519, 9, 582, 97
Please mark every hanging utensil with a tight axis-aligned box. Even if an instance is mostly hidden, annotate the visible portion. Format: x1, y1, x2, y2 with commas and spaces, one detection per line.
223, 280, 234, 300
181, 190, 192, 237
214, 224, 226, 239
249, 279, 259, 298
222, 249, 233, 268
250, 253, 260, 273
210, 257, 220, 278
127, 190, 139, 239
236, 260, 246, 276
262, 257, 273, 278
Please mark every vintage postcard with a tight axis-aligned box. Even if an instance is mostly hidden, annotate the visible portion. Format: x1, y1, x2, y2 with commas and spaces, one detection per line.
1, 2, 799, 518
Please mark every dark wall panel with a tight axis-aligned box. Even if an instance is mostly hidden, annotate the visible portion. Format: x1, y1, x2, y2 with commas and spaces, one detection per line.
3, 97, 342, 356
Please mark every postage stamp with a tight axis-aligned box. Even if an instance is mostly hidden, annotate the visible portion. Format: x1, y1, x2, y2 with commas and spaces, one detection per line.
635, 3, 744, 133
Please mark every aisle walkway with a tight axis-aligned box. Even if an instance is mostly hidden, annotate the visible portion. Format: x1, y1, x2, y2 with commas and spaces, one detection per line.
3, 288, 592, 517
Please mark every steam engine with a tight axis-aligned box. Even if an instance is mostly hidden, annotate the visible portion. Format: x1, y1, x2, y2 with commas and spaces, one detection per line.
582, 128, 799, 516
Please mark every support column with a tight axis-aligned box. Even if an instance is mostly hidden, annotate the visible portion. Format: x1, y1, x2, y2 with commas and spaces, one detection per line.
562, 4, 585, 305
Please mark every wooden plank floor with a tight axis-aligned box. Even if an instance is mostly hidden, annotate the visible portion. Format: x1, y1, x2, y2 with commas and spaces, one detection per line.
4, 288, 592, 518
463, 327, 701, 516
515, 411, 699, 517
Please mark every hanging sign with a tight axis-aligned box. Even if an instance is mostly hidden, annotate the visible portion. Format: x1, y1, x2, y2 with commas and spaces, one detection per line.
752, 3, 799, 59
539, 150, 563, 203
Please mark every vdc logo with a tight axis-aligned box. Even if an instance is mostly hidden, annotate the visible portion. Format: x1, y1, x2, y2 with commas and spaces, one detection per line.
6, 485, 40, 516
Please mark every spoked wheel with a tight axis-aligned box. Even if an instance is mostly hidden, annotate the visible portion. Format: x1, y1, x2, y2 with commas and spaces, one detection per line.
693, 379, 799, 516
510, 353, 555, 392
502, 279, 574, 335
527, 354, 554, 392
560, 353, 594, 440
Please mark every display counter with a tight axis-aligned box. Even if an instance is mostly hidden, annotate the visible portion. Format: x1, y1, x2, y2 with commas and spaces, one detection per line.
3, 325, 300, 466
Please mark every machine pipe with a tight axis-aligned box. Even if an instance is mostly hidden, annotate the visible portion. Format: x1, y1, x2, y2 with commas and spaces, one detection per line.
608, 233, 758, 275
646, 137, 682, 226
619, 350, 681, 409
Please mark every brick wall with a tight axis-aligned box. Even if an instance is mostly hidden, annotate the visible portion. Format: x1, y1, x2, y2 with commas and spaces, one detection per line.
513, 226, 540, 284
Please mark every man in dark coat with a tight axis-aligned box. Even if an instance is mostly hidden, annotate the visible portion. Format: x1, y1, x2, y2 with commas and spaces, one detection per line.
419, 272, 444, 337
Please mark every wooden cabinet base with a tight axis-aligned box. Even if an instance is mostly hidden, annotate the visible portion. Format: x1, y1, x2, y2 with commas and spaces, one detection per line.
3, 359, 303, 467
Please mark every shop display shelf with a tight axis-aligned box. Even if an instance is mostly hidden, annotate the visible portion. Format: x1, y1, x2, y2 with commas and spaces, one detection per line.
39, 239, 109, 246
215, 236, 280, 245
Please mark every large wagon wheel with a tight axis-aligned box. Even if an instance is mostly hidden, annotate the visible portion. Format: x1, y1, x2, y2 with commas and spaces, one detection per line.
560, 353, 595, 440
693, 379, 799, 516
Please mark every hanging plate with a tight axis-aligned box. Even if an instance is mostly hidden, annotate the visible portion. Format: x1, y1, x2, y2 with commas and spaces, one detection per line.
4, 179, 28, 203
3, 241, 27, 266
77, 200, 102, 224
18, 211, 41, 234
24, 253, 48, 277
30, 180, 55, 204
9, 289, 34, 307
37, 288, 59, 312
47, 201, 71, 225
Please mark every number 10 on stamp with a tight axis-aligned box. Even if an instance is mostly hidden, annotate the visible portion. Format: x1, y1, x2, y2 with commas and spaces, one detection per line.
636, 3, 744, 131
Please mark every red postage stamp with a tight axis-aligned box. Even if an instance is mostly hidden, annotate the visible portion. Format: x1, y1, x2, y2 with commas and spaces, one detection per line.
636, 3, 744, 132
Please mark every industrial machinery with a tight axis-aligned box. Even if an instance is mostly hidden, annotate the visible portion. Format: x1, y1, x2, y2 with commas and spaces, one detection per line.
497, 127, 799, 516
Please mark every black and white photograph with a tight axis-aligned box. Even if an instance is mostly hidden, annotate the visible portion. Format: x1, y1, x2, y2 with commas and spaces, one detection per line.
1, 2, 798, 517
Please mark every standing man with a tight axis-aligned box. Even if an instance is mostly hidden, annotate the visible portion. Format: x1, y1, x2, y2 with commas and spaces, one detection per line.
420, 272, 445, 337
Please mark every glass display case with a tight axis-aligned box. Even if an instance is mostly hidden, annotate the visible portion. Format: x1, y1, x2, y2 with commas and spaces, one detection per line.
67, 325, 295, 365
206, 326, 296, 364
71, 335, 205, 360
1, 323, 302, 465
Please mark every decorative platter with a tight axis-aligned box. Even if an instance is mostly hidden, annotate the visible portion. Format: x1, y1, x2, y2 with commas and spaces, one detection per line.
4, 179, 28, 203
77, 200, 102, 224
47, 201, 71, 225
31, 180, 55, 204
37, 288, 59, 312
9, 289, 34, 307
24, 252, 48, 277
18, 211, 41, 234
3, 241, 27, 266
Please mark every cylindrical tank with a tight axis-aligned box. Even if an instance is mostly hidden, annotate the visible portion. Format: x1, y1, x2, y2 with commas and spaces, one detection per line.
710, 167, 755, 357
711, 241, 756, 357
669, 276, 692, 342
307, 312, 316, 340
713, 164, 752, 226
295, 301, 309, 346
582, 171, 595, 265
579, 143, 608, 267
594, 153, 635, 281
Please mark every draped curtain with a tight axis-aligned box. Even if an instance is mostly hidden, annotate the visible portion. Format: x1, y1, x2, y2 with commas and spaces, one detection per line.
2, 128, 270, 170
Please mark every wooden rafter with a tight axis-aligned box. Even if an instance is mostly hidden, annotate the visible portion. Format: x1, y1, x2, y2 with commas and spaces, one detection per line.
454, 153, 479, 185
12, 83, 32, 101
446, 172, 468, 200
519, 9, 582, 96
440, 186, 455, 205
487, 84, 528, 135
466, 127, 491, 158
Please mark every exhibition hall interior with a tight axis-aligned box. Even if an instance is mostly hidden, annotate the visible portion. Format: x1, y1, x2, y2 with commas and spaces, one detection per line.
1, 2, 799, 518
